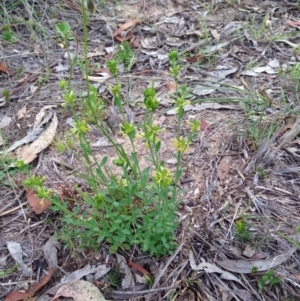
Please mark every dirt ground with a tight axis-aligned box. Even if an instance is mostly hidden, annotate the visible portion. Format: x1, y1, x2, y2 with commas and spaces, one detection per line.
1, 0, 300, 300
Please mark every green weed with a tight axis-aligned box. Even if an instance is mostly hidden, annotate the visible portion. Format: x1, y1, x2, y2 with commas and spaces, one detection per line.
115, 41, 135, 70
102, 269, 122, 290
258, 270, 280, 293
234, 219, 252, 244
0, 25, 18, 42
253, 166, 268, 180
0, 156, 28, 187
52, 132, 76, 153
251, 266, 259, 273
82, 86, 106, 124
289, 63, 300, 93
2, 89, 10, 102
24, 1, 198, 256
0, 264, 19, 278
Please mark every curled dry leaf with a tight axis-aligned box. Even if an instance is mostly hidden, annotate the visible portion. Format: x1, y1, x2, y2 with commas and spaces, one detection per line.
24, 187, 52, 215
5, 268, 56, 301
127, 260, 151, 276
33, 105, 57, 128
115, 31, 134, 42
16, 112, 58, 163
217, 156, 232, 181
113, 19, 141, 38
185, 54, 201, 63
0, 62, 12, 76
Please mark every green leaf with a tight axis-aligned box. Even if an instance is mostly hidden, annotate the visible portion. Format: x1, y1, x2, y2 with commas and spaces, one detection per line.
100, 156, 108, 167
155, 141, 161, 152
0, 264, 18, 278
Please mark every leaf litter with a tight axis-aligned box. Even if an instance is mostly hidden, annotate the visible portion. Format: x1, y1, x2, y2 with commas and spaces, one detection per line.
1, 0, 300, 300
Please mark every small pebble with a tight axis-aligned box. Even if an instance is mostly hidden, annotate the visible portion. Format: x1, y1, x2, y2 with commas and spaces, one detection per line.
181, 12, 190, 20
235, 11, 245, 21
104, 39, 113, 47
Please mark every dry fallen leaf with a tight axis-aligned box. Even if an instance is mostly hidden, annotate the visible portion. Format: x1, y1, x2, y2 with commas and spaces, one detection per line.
6, 241, 33, 277
17, 105, 27, 120
210, 28, 220, 40
130, 36, 140, 48
185, 54, 201, 63
32, 268, 56, 292
0, 62, 12, 76
64, 0, 81, 12
33, 105, 57, 128
217, 247, 297, 274
24, 187, 52, 214
201, 117, 209, 134
43, 235, 60, 267
115, 31, 134, 42
51, 279, 107, 301
5, 290, 32, 301
5, 268, 55, 301
113, 19, 141, 38
60, 264, 110, 283
217, 156, 232, 181
127, 260, 151, 276
16, 112, 58, 163
189, 251, 244, 286
166, 81, 176, 91
116, 253, 134, 289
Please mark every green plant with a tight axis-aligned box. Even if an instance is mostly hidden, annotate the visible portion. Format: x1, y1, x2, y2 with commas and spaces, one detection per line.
198, 17, 210, 41
245, 111, 277, 150
1, 25, 17, 42
144, 274, 155, 286
2, 89, 10, 102
115, 40, 135, 70
226, 0, 240, 4
0, 264, 18, 278
277, 224, 300, 249
52, 131, 76, 153
0, 156, 28, 187
102, 269, 122, 290
54, 21, 73, 43
251, 266, 259, 273
248, 13, 268, 41
253, 166, 268, 180
234, 219, 252, 244
81, 86, 106, 124
289, 63, 300, 93
258, 270, 280, 293
26, 13, 198, 256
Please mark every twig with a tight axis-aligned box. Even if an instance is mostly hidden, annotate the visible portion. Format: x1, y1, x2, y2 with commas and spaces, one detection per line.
111, 285, 180, 296
0, 190, 25, 215
145, 240, 185, 301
